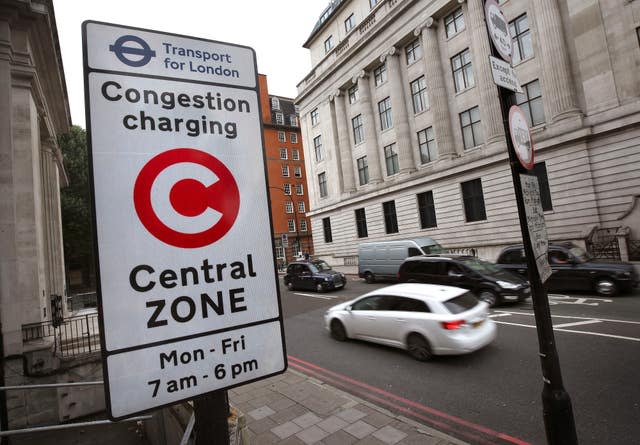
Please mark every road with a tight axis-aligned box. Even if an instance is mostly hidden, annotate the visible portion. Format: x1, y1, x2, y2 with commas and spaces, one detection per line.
279, 276, 640, 445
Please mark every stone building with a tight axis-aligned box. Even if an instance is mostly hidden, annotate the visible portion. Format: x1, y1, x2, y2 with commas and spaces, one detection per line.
0, 0, 70, 357
295, 0, 640, 267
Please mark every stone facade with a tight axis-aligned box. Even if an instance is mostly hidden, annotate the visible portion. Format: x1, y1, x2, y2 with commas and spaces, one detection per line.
0, 0, 70, 356
296, 0, 640, 265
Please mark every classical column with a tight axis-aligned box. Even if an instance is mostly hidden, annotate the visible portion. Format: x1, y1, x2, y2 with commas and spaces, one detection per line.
532, 0, 581, 123
415, 18, 457, 159
467, 0, 504, 147
353, 71, 382, 184
330, 89, 356, 193
382, 47, 415, 172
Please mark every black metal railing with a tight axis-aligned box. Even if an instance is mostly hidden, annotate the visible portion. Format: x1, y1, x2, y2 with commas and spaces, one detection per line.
586, 227, 621, 260
629, 240, 640, 261
22, 313, 101, 358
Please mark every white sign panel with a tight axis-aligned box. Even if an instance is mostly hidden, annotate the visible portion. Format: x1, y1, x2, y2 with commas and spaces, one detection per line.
520, 175, 552, 283
484, 0, 512, 62
489, 56, 523, 93
83, 21, 285, 419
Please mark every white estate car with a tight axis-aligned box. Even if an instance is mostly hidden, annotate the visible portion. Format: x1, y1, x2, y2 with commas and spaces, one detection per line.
324, 283, 496, 361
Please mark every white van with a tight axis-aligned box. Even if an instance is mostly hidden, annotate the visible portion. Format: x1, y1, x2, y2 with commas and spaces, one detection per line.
358, 237, 442, 283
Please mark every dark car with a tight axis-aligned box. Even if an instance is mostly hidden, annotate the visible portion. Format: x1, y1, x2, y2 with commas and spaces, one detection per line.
496, 243, 639, 296
284, 260, 347, 292
397, 255, 530, 306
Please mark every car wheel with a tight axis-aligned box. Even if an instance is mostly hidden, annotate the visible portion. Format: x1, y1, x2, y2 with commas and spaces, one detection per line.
316, 282, 325, 292
286, 281, 295, 291
330, 319, 347, 341
364, 272, 375, 284
479, 290, 498, 307
595, 278, 618, 297
407, 333, 432, 361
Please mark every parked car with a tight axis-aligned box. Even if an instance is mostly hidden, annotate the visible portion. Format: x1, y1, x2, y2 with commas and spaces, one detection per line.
324, 283, 496, 361
397, 255, 530, 307
358, 237, 443, 283
284, 260, 347, 292
496, 243, 639, 296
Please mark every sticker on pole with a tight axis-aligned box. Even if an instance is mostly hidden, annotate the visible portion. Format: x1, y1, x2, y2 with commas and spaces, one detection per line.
509, 105, 535, 170
485, 0, 512, 63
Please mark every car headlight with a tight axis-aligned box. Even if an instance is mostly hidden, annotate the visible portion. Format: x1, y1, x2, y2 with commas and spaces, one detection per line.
324, 277, 331, 281
619, 272, 631, 278
497, 280, 519, 289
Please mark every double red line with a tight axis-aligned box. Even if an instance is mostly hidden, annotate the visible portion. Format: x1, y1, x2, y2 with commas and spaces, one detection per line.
287, 355, 531, 445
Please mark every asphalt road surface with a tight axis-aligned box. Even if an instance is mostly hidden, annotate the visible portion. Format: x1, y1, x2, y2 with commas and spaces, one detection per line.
279, 276, 640, 445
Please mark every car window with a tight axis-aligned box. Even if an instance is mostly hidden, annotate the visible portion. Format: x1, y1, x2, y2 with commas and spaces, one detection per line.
419, 261, 442, 275
499, 249, 525, 264
548, 249, 569, 265
352, 296, 386, 311
443, 292, 479, 314
312, 260, 333, 271
408, 247, 421, 257
459, 258, 502, 274
447, 264, 463, 276
394, 297, 430, 313
568, 246, 590, 263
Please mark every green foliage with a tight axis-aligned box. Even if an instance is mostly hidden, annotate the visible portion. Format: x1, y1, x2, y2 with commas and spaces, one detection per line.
58, 126, 94, 287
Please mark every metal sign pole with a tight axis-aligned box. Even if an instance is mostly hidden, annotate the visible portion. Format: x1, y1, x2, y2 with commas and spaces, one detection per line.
194, 390, 229, 445
480, 1, 578, 443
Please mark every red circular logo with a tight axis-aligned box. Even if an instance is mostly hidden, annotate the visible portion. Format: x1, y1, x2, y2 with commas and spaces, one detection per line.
133, 148, 240, 248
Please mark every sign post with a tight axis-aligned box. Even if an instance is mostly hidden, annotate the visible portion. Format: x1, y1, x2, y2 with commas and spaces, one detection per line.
482, 1, 578, 444
83, 21, 286, 439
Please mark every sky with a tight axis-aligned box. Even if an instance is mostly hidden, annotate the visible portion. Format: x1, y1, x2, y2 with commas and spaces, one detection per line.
53, 0, 330, 128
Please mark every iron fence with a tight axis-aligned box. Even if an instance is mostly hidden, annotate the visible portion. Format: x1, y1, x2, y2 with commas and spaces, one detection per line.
629, 239, 640, 261
22, 313, 101, 358
586, 227, 621, 260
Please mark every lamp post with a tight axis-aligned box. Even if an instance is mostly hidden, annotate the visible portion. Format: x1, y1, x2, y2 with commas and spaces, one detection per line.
268, 185, 302, 265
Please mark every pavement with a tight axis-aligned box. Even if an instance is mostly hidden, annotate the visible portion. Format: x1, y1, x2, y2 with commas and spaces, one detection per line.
228, 368, 468, 445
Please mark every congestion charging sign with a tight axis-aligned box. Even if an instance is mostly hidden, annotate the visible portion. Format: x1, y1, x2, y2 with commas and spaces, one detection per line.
83, 21, 286, 419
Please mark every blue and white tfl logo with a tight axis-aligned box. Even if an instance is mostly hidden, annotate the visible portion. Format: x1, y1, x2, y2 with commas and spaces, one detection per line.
109, 35, 156, 67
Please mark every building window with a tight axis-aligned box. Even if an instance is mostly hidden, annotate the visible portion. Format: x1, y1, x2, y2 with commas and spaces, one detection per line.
510, 14, 533, 64
384, 143, 399, 176
300, 219, 308, 232
295, 183, 304, 195
382, 201, 399, 234
451, 49, 474, 92
378, 97, 393, 130
533, 162, 553, 211
516, 79, 545, 127
275, 244, 284, 259
348, 85, 359, 104
357, 156, 369, 185
460, 106, 483, 149
278, 131, 286, 142
323, 217, 333, 243
355, 208, 368, 238
318, 172, 328, 197
283, 183, 291, 195
290, 133, 298, 143
369, 0, 380, 9
374, 63, 387, 86
324, 35, 334, 53
279, 148, 288, 159
294, 166, 302, 178
292, 149, 300, 160
298, 201, 305, 213
281, 165, 289, 177
352, 114, 364, 144
445, 7, 465, 38
405, 38, 422, 64
417, 127, 437, 164
313, 135, 323, 161
288, 219, 296, 232
271, 97, 280, 110
461, 178, 487, 222
275, 112, 284, 125
345, 13, 355, 33
417, 191, 437, 229
285, 201, 294, 213
310, 108, 319, 126
410, 76, 428, 114
289, 115, 298, 126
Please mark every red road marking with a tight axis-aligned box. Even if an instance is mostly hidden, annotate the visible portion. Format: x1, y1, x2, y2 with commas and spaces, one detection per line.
288, 355, 531, 445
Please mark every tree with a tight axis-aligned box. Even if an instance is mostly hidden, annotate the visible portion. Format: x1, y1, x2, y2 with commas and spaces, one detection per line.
58, 126, 95, 292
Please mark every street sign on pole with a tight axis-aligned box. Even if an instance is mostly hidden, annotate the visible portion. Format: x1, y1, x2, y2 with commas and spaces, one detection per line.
281, 234, 288, 247
508, 105, 534, 170
520, 175, 552, 283
484, 0, 512, 63
83, 21, 286, 420
489, 56, 523, 93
